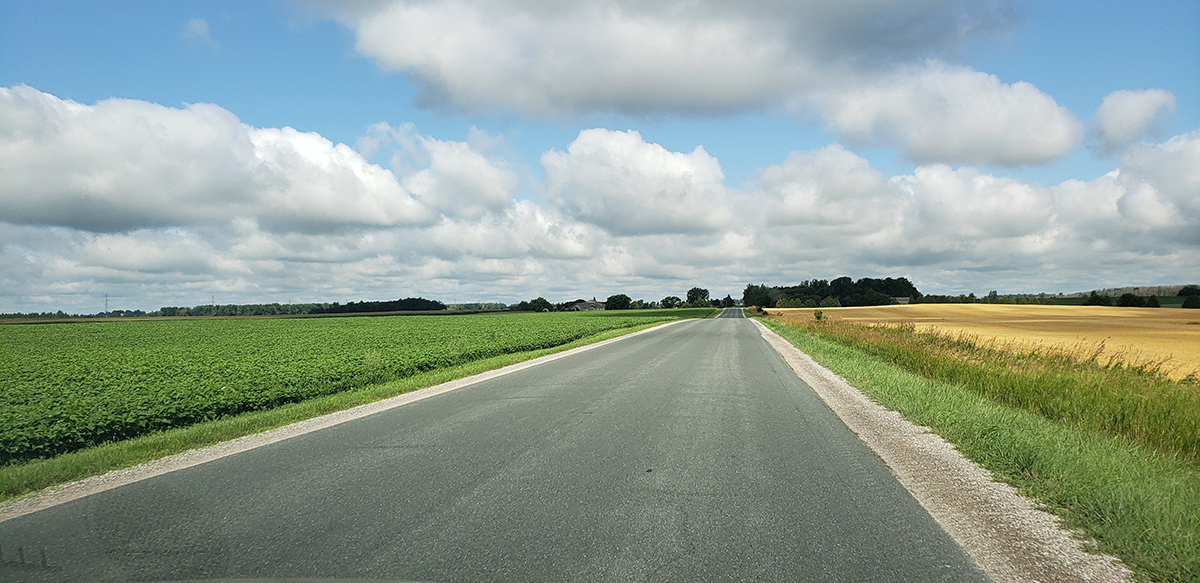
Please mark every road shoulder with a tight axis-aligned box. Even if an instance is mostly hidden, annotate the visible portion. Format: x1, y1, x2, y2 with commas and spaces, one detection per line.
751, 318, 1132, 583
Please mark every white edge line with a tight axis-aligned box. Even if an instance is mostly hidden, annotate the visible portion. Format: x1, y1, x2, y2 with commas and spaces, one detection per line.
0, 318, 694, 523
751, 319, 1133, 583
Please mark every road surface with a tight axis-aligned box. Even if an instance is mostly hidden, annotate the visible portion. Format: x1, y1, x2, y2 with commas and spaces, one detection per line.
0, 308, 987, 582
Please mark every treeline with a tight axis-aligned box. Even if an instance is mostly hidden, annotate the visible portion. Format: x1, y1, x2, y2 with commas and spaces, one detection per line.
1081, 287, 1200, 308
0, 310, 151, 320
157, 297, 445, 317
743, 277, 921, 308
509, 287, 737, 312
920, 291, 1054, 305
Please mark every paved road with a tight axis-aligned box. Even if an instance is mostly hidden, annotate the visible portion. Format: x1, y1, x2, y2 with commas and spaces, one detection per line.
1, 308, 988, 582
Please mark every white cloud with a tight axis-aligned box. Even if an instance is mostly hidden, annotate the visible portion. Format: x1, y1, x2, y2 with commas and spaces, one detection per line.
318, 1, 1083, 167
543, 129, 730, 236
327, 0, 1014, 116
812, 63, 1082, 165
1091, 89, 1176, 155
4, 86, 1198, 314
0, 85, 433, 233
744, 129, 1198, 289
183, 18, 217, 48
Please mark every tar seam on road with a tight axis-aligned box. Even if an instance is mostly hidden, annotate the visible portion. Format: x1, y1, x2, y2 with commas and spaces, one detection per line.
751, 318, 1134, 583
0, 319, 692, 524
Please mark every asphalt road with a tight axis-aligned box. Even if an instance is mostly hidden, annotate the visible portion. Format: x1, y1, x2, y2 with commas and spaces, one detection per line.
0, 308, 988, 582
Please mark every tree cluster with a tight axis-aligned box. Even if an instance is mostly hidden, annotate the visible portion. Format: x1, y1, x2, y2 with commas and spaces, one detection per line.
508, 287, 736, 312
743, 277, 921, 309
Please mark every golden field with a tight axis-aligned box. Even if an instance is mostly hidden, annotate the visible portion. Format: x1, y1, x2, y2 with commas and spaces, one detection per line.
770, 303, 1200, 380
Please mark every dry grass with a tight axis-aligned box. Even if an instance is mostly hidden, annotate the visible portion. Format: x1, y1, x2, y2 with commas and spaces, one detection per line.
771, 304, 1200, 380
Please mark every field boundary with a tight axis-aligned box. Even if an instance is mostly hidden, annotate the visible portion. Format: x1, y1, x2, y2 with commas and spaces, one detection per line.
0, 318, 693, 522
752, 319, 1133, 583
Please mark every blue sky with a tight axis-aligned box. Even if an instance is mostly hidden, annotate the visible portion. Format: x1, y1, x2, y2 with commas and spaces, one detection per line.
1, 0, 1197, 312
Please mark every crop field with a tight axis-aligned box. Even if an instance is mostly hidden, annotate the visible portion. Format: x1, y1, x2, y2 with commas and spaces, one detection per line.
0, 310, 706, 465
772, 303, 1200, 380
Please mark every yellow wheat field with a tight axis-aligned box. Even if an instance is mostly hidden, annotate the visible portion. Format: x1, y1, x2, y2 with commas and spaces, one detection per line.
770, 304, 1200, 380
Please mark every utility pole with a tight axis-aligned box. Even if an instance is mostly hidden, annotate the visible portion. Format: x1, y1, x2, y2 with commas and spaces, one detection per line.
104, 293, 109, 313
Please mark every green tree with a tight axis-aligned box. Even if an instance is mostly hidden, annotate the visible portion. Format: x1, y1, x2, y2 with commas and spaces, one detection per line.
820, 297, 841, 308
605, 294, 632, 310
687, 287, 710, 306
722, 295, 735, 308
1146, 296, 1161, 308
1183, 296, 1200, 309
661, 296, 681, 309
1178, 285, 1200, 297
1117, 293, 1145, 307
1082, 291, 1112, 306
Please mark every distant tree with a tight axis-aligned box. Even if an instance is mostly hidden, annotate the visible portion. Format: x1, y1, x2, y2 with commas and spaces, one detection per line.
1179, 285, 1200, 297
605, 294, 633, 310
661, 296, 682, 309
722, 295, 735, 308
1117, 293, 1146, 307
1146, 296, 1161, 308
511, 297, 552, 312
820, 297, 841, 308
742, 284, 774, 308
1082, 291, 1112, 306
776, 296, 805, 308
687, 287, 710, 306
1184, 296, 1200, 309
803, 298, 818, 308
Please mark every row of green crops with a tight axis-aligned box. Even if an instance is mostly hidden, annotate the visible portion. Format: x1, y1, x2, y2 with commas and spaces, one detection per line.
1, 310, 709, 465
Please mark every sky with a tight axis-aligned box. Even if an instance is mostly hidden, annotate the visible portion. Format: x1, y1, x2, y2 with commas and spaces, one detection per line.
1, 0, 1197, 313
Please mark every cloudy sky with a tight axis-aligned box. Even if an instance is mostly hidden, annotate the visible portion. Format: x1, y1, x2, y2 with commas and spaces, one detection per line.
1, 1, 1197, 313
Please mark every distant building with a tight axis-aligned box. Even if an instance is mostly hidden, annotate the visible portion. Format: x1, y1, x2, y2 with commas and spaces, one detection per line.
566, 299, 605, 311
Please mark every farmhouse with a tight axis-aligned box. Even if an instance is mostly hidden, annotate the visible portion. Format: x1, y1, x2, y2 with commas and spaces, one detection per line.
566, 299, 605, 311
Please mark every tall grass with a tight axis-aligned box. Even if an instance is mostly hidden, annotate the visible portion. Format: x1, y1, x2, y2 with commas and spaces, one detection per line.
771, 313, 1200, 465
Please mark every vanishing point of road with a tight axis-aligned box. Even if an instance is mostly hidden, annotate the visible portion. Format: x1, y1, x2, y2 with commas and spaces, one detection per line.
1, 308, 988, 582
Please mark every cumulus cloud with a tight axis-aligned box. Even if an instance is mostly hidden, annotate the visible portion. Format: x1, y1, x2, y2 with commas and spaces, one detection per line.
1091, 89, 1176, 155
812, 63, 1082, 165
0, 85, 432, 233
543, 129, 731, 236
323, 0, 1014, 116
313, 1, 1084, 167
3, 86, 1198, 314
744, 129, 1198, 288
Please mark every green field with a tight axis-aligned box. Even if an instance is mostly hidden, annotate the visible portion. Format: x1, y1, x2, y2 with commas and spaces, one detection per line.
1, 309, 710, 466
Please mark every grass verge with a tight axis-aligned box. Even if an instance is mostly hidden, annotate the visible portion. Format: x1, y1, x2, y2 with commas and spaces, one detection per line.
0, 318, 691, 504
760, 318, 1199, 583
